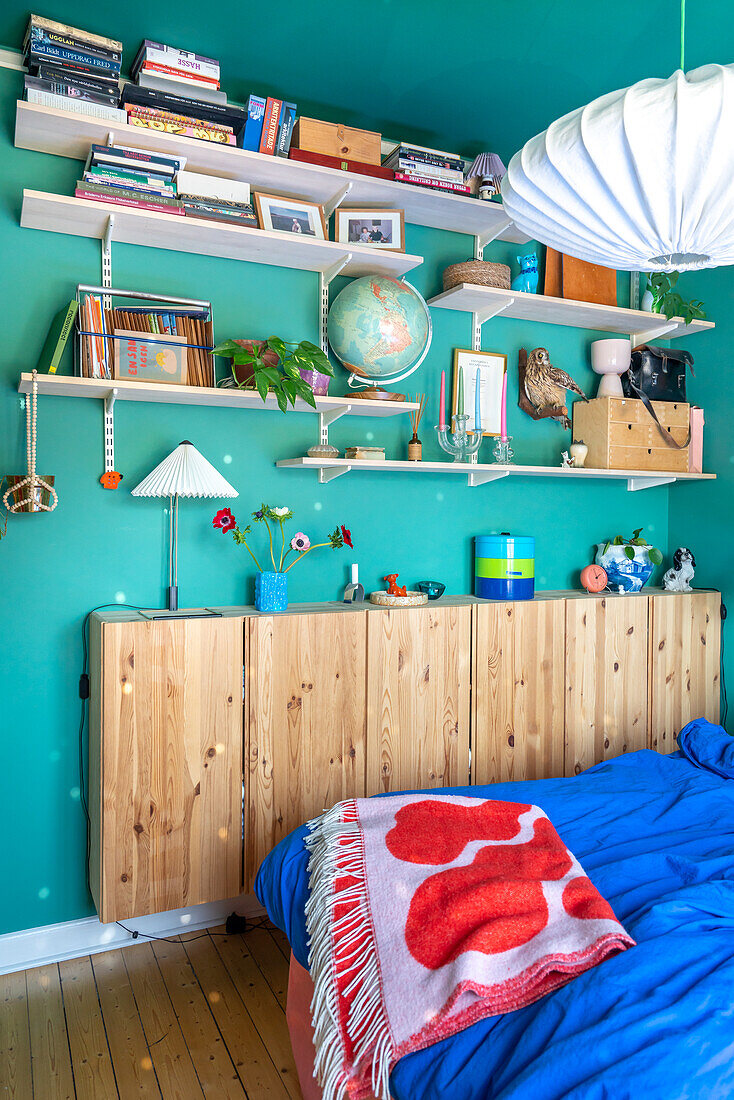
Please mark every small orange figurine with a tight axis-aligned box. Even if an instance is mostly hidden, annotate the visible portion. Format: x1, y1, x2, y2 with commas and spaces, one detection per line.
100, 470, 123, 490
384, 573, 408, 597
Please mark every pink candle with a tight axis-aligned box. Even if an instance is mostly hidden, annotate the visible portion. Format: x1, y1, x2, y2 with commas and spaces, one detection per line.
439, 369, 446, 429
500, 370, 508, 441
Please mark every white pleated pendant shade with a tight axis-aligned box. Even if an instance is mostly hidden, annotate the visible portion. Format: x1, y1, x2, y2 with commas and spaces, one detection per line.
131, 440, 238, 498
501, 64, 734, 273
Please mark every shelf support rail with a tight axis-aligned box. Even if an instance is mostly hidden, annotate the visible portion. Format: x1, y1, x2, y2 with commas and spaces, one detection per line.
472, 298, 516, 351
319, 404, 352, 446
101, 215, 115, 308
103, 388, 118, 475
319, 464, 352, 484
319, 253, 352, 353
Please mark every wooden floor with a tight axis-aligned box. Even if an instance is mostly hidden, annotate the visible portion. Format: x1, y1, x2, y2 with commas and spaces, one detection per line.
0, 922, 304, 1100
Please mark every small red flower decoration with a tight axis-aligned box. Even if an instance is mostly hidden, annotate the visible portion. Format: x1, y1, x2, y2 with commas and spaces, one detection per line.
213, 508, 236, 533
341, 524, 353, 549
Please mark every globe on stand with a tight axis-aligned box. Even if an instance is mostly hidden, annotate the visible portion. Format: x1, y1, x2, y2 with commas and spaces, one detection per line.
327, 276, 432, 398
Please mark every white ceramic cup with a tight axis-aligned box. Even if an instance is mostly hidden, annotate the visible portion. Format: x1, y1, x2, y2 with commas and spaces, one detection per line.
590, 339, 631, 398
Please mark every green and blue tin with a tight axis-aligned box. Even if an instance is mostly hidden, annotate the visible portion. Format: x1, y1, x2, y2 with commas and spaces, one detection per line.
475, 534, 535, 600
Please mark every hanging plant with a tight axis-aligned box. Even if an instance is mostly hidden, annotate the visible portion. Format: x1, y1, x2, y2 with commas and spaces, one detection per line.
213, 337, 334, 412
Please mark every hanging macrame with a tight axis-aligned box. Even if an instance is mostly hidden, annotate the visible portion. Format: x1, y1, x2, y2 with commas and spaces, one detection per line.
3, 369, 58, 514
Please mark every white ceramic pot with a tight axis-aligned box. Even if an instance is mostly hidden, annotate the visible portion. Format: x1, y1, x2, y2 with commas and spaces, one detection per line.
595, 542, 654, 593
569, 441, 588, 468
591, 338, 631, 398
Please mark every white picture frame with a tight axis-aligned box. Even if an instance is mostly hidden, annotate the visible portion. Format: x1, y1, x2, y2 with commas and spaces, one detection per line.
254, 192, 328, 239
334, 208, 405, 252
452, 348, 507, 436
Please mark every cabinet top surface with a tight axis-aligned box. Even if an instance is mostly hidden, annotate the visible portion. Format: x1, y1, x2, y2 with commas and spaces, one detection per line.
91, 588, 719, 623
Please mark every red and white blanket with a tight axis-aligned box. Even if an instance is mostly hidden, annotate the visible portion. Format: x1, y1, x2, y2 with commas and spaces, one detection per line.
304, 794, 634, 1100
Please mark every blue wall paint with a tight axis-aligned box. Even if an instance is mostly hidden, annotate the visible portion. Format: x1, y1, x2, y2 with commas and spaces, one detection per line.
1, 0, 729, 934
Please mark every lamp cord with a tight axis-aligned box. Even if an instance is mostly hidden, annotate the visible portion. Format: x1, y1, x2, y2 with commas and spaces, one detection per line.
680, 0, 686, 72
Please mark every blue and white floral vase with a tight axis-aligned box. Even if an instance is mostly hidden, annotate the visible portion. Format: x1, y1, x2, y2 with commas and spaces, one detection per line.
595, 542, 654, 594
255, 571, 288, 612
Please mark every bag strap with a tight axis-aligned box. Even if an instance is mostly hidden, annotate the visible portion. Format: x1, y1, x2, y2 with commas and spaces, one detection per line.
626, 379, 691, 448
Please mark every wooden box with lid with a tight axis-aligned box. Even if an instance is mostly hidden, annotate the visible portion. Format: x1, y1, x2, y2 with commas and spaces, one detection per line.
572, 396, 690, 472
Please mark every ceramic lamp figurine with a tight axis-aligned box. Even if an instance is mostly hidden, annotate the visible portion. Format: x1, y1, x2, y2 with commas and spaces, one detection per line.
590, 338, 631, 398
466, 152, 507, 201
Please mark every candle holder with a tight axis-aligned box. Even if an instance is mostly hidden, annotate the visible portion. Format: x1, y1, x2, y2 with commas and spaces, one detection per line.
492, 436, 515, 464
435, 414, 483, 463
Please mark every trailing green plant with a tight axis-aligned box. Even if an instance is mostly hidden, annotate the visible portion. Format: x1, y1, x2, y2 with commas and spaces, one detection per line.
601, 528, 663, 565
213, 337, 334, 412
647, 272, 705, 325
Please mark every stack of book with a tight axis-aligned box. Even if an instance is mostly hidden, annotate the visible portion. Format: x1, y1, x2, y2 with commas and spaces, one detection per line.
121, 41, 245, 145
22, 14, 125, 123
176, 170, 257, 227
382, 143, 470, 195
241, 95, 297, 156
75, 143, 186, 215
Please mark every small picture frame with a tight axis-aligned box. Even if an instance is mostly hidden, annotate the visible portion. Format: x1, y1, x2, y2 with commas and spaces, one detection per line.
334, 208, 405, 252
452, 348, 507, 436
254, 193, 327, 239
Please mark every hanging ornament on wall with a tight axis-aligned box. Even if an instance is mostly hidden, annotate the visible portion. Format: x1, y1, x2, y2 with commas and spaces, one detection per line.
3, 370, 58, 514
501, 3, 734, 273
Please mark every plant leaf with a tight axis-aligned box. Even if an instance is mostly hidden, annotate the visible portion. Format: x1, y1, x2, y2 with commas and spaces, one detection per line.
275, 386, 288, 413
212, 339, 240, 357
624, 545, 635, 560
613, 535, 624, 545
267, 336, 288, 361
254, 370, 270, 403
648, 548, 663, 565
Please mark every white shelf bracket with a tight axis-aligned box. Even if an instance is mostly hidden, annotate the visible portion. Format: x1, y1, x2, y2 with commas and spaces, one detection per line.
631, 320, 678, 346
103, 388, 118, 474
323, 181, 353, 219
319, 404, 351, 445
474, 218, 512, 259
627, 475, 676, 492
468, 468, 510, 487
472, 298, 516, 351
319, 464, 351, 484
319, 253, 352, 353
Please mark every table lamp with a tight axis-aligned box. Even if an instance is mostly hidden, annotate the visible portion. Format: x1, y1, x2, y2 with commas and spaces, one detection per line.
466, 152, 507, 201
132, 440, 238, 612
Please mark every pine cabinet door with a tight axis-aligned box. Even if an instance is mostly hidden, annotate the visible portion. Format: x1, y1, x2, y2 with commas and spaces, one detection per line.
246, 612, 367, 886
366, 605, 471, 794
565, 596, 648, 775
92, 618, 243, 923
472, 600, 566, 784
649, 592, 721, 752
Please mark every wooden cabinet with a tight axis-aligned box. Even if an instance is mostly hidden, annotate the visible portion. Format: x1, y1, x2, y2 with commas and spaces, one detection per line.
366, 605, 471, 794
472, 600, 565, 784
649, 592, 721, 751
89, 617, 243, 923
245, 611, 367, 887
565, 596, 649, 775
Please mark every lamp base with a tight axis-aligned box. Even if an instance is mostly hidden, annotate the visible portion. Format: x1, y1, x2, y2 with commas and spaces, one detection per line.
167, 585, 179, 612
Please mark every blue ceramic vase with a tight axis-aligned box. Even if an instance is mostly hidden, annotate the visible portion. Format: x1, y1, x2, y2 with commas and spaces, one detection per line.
255, 571, 288, 612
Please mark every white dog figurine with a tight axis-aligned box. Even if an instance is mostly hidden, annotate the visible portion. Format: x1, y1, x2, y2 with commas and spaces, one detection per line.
662, 547, 696, 592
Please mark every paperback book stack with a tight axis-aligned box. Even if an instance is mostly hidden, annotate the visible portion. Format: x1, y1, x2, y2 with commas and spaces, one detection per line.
75, 143, 186, 216
382, 143, 470, 195
241, 94, 297, 156
22, 13, 125, 123
176, 170, 257, 227
121, 41, 246, 145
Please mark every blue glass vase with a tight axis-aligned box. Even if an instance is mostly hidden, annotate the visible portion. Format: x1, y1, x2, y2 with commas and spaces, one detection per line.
255, 571, 288, 612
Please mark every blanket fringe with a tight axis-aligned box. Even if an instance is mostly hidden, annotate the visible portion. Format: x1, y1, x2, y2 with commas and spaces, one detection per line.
305, 801, 393, 1100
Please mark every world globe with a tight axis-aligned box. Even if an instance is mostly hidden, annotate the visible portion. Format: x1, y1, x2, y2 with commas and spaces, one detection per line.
327, 275, 432, 385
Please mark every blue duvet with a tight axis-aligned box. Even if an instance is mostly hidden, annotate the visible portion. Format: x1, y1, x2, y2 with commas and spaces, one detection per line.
256, 720, 734, 1099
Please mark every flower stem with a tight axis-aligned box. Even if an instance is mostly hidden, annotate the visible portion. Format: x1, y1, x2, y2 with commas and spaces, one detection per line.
282, 541, 330, 573
237, 536, 263, 572
264, 517, 277, 571
278, 518, 286, 571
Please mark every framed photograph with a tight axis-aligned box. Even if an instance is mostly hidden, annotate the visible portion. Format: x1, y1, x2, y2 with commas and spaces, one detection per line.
451, 348, 507, 436
254, 193, 327, 239
334, 208, 405, 252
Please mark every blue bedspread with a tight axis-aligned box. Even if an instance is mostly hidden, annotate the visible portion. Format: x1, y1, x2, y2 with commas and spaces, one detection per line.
256, 720, 734, 1099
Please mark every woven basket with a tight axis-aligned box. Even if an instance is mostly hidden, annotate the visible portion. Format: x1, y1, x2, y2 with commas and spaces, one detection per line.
443, 259, 511, 291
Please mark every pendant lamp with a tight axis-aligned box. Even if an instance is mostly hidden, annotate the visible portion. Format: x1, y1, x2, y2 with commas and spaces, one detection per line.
132, 441, 237, 612
501, 5, 734, 273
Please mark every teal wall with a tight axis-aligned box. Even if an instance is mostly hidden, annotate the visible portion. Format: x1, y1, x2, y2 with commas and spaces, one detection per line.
0, 1, 730, 936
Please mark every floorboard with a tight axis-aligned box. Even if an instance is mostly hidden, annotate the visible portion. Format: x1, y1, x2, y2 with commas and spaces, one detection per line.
25, 964, 75, 1100
0, 970, 33, 1100
90, 950, 161, 1098
58, 956, 119, 1100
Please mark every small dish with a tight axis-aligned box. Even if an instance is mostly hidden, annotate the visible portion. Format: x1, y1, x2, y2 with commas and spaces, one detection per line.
416, 580, 446, 601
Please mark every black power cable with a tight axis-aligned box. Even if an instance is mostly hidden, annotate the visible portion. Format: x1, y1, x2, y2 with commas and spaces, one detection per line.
720, 601, 728, 728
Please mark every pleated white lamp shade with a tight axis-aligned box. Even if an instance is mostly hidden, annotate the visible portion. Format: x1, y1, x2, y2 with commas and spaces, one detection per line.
501, 64, 734, 273
131, 441, 238, 499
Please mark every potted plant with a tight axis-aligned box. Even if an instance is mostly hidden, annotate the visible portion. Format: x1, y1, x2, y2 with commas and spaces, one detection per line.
595, 528, 663, 593
213, 502, 352, 611
645, 273, 705, 325
213, 336, 334, 410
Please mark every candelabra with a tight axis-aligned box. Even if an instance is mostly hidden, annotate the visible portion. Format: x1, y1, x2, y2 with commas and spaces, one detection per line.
492, 436, 515, 464
435, 414, 483, 463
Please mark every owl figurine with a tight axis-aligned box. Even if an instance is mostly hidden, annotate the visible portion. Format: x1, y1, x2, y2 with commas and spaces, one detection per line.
523, 347, 587, 428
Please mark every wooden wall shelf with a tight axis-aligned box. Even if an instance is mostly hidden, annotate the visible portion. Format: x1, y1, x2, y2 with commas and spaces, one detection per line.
427, 282, 716, 343
275, 456, 716, 492
15, 101, 529, 243
20, 190, 423, 277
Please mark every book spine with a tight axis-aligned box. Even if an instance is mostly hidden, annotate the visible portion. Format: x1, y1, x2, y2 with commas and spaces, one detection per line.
393, 171, 470, 193
84, 173, 173, 196
125, 103, 232, 133
27, 41, 120, 74
127, 115, 236, 144
386, 148, 465, 171
89, 144, 180, 173
137, 45, 219, 82
28, 15, 122, 56
78, 181, 181, 205
29, 26, 121, 65
178, 195, 253, 211
396, 162, 466, 182
47, 302, 79, 374
259, 98, 282, 155
241, 95, 266, 151
139, 60, 220, 88
75, 188, 186, 214
176, 173, 250, 203
88, 166, 174, 188
25, 89, 126, 122
32, 62, 120, 89
25, 76, 119, 106
275, 102, 297, 158
182, 205, 258, 225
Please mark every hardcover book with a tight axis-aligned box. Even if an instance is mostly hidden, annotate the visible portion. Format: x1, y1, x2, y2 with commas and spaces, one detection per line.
114, 329, 188, 383
25, 74, 120, 107
138, 61, 219, 89
288, 147, 395, 180
120, 83, 245, 133
393, 171, 470, 193
176, 170, 250, 204
26, 40, 120, 75
275, 102, 297, 158
27, 25, 121, 65
136, 71, 227, 106
87, 144, 187, 176
126, 113, 236, 144
125, 103, 233, 133
36, 299, 79, 375
25, 90, 126, 123
241, 95, 265, 151
131, 41, 220, 83
259, 97, 282, 155
25, 14, 122, 55
75, 187, 186, 214
31, 61, 121, 91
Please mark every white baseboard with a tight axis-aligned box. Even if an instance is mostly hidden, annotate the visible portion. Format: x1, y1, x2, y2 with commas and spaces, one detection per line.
0, 894, 266, 976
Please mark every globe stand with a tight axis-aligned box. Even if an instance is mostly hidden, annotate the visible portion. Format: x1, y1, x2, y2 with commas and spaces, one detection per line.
435, 414, 483, 463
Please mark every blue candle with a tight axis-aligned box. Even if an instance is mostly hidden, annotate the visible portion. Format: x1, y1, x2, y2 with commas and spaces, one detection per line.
474, 367, 482, 432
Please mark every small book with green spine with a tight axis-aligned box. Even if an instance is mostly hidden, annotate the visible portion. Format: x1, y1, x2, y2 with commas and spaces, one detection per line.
37, 299, 79, 374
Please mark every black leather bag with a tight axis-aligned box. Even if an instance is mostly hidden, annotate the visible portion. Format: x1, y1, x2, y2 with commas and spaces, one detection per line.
622, 345, 694, 448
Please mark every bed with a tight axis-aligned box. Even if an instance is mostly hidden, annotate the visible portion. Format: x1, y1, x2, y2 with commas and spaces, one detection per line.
256, 719, 734, 1100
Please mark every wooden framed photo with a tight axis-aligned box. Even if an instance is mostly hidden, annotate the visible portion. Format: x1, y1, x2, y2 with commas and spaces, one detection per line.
452, 348, 507, 436
254, 193, 327, 239
334, 208, 405, 252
